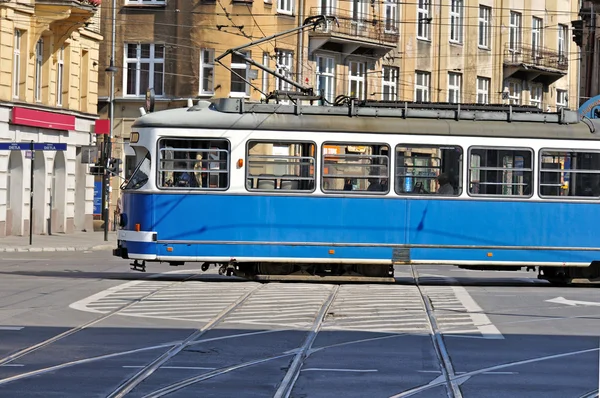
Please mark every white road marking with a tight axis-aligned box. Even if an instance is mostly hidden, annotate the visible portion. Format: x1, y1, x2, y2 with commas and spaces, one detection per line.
123, 365, 216, 370
301, 368, 378, 373
0, 327, 23, 331
547, 297, 600, 307
0, 364, 24, 367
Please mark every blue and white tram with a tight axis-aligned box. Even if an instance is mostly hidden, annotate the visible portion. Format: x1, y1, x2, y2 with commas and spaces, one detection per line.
114, 99, 600, 283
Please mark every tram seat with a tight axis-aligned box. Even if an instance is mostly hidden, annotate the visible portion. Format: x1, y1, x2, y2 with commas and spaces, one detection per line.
257, 177, 277, 189
280, 179, 299, 190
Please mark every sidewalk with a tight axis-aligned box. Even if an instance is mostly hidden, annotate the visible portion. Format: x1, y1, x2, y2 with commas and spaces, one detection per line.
0, 231, 117, 253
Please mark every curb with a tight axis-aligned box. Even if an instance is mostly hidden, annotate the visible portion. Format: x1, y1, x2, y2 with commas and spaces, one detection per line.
0, 243, 115, 253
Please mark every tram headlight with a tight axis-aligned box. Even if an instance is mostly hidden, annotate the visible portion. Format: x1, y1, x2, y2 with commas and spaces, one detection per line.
130, 132, 139, 143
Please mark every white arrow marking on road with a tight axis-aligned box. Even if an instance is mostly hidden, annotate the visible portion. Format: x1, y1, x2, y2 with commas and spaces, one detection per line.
546, 297, 600, 307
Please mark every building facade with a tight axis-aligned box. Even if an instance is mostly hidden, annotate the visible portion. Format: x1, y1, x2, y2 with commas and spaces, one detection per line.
0, 0, 102, 237
98, 0, 581, 220
574, 1, 600, 107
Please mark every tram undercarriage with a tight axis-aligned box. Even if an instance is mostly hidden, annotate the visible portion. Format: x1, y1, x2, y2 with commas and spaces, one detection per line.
457, 262, 600, 285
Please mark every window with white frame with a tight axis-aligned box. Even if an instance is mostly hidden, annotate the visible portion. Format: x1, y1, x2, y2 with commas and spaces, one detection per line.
199, 49, 214, 95
417, 0, 431, 40
509, 11, 522, 52
56, 46, 64, 106
478, 6, 491, 49
125, 0, 166, 4
415, 71, 430, 102
262, 52, 269, 98
507, 80, 521, 104
278, 0, 293, 14
230, 51, 250, 97
384, 0, 398, 34
12, 30, 20, 99
529, 84, 542, 108
532, 17, 543, 57
352, 0, 367, 21
447, 72, 461, 103
124, 43, 165, 96
316, 55, 335, 104
276, 50, 293, 92
449, 0, 463, 43
476, 77, 490, 104
556, 89, 568, 109
348, 61, 366, 100
35, 39, 43, 102
558, 24, 568, 62
382, 66, 398, 101
320, 0, 335, 14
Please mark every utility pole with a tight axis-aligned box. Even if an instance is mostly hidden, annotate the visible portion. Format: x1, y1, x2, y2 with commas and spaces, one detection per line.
103, 0, 118, 241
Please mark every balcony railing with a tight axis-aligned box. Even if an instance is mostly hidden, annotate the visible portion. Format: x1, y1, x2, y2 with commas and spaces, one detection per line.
309, 7, 399, 46
504, 43, 568, 71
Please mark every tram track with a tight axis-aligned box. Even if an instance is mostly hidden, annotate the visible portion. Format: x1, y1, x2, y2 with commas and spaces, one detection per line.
0, 271, 203, 369
410, 264, 463, 398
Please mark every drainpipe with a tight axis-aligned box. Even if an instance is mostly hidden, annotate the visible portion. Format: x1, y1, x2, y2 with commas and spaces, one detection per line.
296, 0, 305, 89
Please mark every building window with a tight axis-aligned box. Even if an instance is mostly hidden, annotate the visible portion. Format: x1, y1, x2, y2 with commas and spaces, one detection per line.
275, 50, 293, 92
415, 71, 430, 102
262, 52, 269, 98
417, 0, 431, 40
384, 0, 398, 34
447, 72, 461, 103
199, 49, 214, 95
12, 30, 20, 99
509, 11, 522, 52
532, 17, 543, 57
558, 24, 568, 62
382, 66, 398, 101
530, 84, 542, 108
449, 0, 463, 44
124, 43, 165, 96
352, 0, 368, 21
478, 6, 491, 49
278, 0, 293, 14
56, 46, 64, 106
230, 51, 250, 97
348, 61, 366, 100
469, 147, 533, 197
246, 141, 315, 191
316, 55, 335, 104
125, 0, 166, 4
476, 77, 490, 104
556, 89, 568, 109
35, 39, 43, 102
506, 80, 521, 104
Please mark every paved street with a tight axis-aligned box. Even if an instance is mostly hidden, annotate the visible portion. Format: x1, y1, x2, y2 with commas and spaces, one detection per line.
0, 251, 599, 397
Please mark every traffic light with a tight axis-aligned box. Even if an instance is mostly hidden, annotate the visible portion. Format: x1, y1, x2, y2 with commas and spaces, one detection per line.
106, 157, 123, 176
572, 20, 584, 47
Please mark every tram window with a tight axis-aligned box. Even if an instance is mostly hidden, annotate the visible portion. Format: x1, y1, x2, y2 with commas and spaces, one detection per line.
322, 143, 390, 193
246, 141, 315, 192
468, 147, 533, 197
123, 152, 151, 190
157, 138, 229, 190
395, 145, 462, 196
539, 150, 600, 198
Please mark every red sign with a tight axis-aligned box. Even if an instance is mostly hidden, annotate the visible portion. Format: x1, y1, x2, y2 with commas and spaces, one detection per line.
11, 107, 75, 131
95, 119, 110, 135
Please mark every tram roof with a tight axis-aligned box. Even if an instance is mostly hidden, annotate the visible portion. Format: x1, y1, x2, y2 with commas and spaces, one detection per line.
132, 98, 600, 141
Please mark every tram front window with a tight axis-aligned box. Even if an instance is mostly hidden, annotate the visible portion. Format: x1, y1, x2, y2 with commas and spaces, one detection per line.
122, 152, 151, 190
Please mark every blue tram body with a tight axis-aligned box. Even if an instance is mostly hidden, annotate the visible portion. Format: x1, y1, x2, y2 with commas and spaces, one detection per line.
114, 99, 600, 282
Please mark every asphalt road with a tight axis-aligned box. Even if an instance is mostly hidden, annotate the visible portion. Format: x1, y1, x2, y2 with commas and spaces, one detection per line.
0, 251, 599, 397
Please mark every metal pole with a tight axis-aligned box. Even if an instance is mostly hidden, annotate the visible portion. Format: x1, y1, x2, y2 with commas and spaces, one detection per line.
29, 141, 34, 245
104, 0, 117, 242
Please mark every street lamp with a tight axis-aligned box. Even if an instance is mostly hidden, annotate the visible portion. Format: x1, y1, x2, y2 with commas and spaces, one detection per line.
103, 0, 117, 242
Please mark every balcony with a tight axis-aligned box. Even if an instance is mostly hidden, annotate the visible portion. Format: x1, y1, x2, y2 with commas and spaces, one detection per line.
308, 7, 399, 57
32, 0, 100, 52
503, 43, 568, 86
